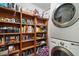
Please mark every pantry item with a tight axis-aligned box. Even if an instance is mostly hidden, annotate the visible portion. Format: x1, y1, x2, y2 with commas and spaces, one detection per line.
27, 26, 33, 33
41, 41, 46, 44
0, 46, 8, 56
22, 18, 26, 25
27, 19, 34, 25
8, 45, 15, 52
36, 27, 41, 32
36, 46, 49, 56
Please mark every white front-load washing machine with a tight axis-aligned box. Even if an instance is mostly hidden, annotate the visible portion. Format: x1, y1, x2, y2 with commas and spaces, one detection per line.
49, 38, 79, 56
49, 3, 79, 42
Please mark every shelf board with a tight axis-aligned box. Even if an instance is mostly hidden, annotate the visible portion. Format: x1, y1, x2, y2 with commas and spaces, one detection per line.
7, 41, 20, 45
0, 43, 5, 47
0, 7, 20, 14
22, 32, 34, 35
36, 24, 46, 27
27, 24, 34, 26
0, 33, 20, 35
22, 46, 34, 51
0, 6, 15, 12
0, 41, 20, 47
22, 24, 34, 26
9, 50, 19, 55
22, 12, 34, 17
36, 38, 46, 40
22, 39, 34, 42
36, 32, 47, 34
36, 43, 46, 47
0, 22, 20, 27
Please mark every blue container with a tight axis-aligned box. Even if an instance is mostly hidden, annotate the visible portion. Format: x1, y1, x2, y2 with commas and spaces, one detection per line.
0, 3, 8, 7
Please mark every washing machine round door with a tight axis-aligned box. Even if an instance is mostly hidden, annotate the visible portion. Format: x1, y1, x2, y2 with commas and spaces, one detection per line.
52, 3, 78, 28
51, 46, 73, 56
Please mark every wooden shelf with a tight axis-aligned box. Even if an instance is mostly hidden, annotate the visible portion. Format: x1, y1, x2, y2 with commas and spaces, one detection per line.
0, 33, 20, 35
22, 12, 34, 17
36, 37, 46, 40
27, 24, 35, 26
0, 41, 20, 47
36, 24, 46, 27
8, 41, 20, 45
0, 43, 5, 47
9, 50, 19, 55
0, 7, 20, 14
22, 24, 35, 26
22, 39, 34, 42
0, 6, 15, 12
22, 46, 34, 51
0, 22, 20, 27
36, 32, 47, 34
22, 32, 34, 35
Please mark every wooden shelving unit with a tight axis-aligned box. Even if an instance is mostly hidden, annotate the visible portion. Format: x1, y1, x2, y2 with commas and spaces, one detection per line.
0, 6, 48, 56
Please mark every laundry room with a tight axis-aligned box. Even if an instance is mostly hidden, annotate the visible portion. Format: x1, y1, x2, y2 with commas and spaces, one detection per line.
0, 2, 79, 57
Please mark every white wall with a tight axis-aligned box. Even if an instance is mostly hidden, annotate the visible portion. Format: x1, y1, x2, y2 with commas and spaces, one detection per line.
32, 3, 50, 11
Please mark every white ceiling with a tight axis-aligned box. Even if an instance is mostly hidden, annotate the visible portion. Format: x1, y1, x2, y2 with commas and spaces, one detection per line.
32, 3, 50, 11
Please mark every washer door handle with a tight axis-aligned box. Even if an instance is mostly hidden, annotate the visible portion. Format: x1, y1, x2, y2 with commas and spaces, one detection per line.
71, 43, 79, 46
